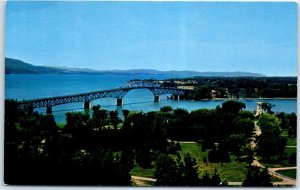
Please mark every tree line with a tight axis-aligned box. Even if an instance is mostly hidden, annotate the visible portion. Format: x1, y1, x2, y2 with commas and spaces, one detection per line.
162, 77, 297, 99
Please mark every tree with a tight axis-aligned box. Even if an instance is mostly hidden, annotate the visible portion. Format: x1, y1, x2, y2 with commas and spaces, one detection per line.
286, 113, 297, 137
216, 142, 231, 163
203, 156, 208, 166
122, 109, 130, 119
258, 113, 280, 136
120, 149, 135, 171
200, 169, 223, 186
39, 114, 58, 135
65, 112, 90, 131
135, 149, 152, 168
93, 109, 109, 128
160, 106, 173, 112
289, 152, 296, 164
210, 168, 221, 186
261, 102, 274, 114
180, 154, 201, 186
257, 113, 287, 161
154, 154, 181, 186
193, 86, 212, 100
222, 100, 246, 114
232, 117, 255, 139
243, 146, 255, 167
208, 143, 230, 163
242, 166, 272, 187
227, 134, 245, 160
201, 171, 211, 186
154, 154, 201, 186
109, 110, 120, 130
5, 99, 24, 142
92, 105, 101, 114
276, 112, 285, 126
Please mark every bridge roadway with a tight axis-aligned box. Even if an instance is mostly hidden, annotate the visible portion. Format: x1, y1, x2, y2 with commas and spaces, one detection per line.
18, 80, 193, 114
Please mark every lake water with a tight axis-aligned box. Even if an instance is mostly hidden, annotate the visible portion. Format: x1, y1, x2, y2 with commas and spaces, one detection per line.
5, 74, 297, 123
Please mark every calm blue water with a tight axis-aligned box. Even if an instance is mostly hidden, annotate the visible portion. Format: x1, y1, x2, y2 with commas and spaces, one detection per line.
5, 74, 297, 123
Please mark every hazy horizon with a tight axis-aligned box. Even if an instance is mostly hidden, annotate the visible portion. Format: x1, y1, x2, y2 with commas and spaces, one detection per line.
5, 2, 298, 76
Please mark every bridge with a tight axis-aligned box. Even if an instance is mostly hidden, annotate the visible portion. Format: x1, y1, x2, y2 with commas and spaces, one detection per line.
18, 80, 193, 114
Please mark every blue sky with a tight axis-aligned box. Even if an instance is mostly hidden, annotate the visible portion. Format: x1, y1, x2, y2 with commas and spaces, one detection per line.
5, 1, 298, 76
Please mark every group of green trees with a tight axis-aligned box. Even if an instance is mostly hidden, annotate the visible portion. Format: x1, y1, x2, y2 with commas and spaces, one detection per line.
4, 99, 296, 186
165, 77, 297, 99
155, 154, 226, 186
5, 100, 133, 185
164, 100, 255, 163
256, 111, 296, 164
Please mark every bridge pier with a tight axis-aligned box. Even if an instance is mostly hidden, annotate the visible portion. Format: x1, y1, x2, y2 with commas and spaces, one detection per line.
154, 95, 160, 102
117, 98, 123, 106
84, 101, 92, 110
46, 106, 52, 114
173, 95, 180, 101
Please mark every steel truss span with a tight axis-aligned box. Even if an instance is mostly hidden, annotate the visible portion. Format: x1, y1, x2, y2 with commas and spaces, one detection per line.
18, 80, 193, 109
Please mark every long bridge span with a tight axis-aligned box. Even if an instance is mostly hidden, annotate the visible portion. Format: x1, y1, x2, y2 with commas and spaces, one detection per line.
18, 80, 193, 114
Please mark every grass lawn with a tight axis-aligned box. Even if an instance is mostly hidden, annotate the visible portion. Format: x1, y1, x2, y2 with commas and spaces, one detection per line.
129, 165, 155, 178
276, 169, 296, 179
285, 146, 296, 157
57, 123, 65, 129
281, 130, 288, 137
117, 123, 123, 129
280, 130, 296, 146
271, 176, 283, 182
287, 138, 296, 146
179, 142, 248, 182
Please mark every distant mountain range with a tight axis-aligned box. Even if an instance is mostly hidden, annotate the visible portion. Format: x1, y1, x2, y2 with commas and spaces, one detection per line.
5, 58, 266, 77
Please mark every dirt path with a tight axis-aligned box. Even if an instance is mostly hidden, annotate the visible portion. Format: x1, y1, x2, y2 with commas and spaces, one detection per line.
131, 176, 157, 182
131, 176, 156, 186
131, 178, 150, 186
167, 139, 198, 144
250, 121, 261, 148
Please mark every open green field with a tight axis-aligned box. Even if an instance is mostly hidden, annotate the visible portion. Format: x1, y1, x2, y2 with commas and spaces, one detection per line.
281, 130, 288, 136
57, 123, 65, 129
277, 169, 296, 179
285, 146, 297, 157
179, 142, 248, 182
287, 138, 296, 146
281, 131, 296, 146
129, 166, 155, 178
